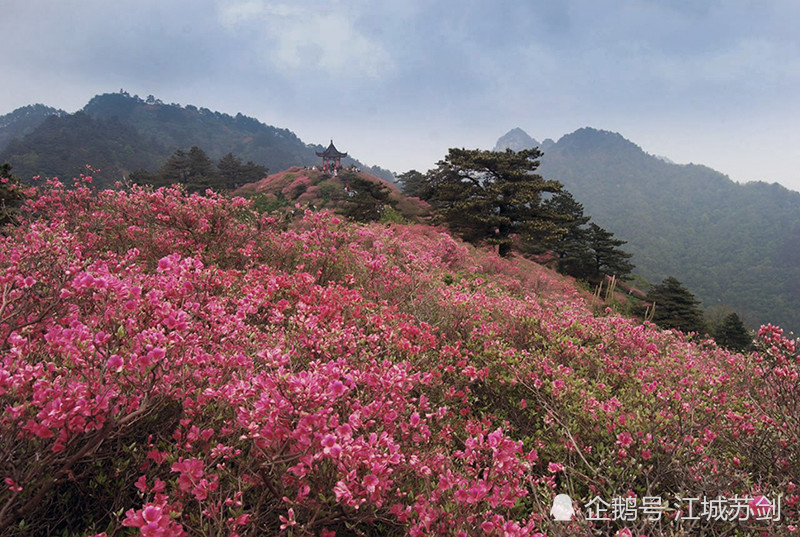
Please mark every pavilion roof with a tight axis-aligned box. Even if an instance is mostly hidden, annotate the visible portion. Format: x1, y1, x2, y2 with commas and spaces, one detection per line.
316, 140, 348, 159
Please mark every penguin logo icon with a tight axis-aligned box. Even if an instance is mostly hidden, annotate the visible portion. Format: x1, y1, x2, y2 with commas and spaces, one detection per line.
550, 494, 575, 521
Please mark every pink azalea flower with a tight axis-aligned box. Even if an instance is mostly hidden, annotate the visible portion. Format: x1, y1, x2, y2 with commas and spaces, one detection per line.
363, 474, 379, 493
548, 462, 564, 473
616, 432, 634, 448
106, 354, 124, 373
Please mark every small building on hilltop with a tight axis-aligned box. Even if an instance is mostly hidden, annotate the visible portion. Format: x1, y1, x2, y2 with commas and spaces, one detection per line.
316, 140, 348, 174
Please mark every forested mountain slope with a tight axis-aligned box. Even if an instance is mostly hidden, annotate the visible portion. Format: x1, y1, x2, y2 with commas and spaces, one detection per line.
509, 127, 800, 332
0, 92, 394, 187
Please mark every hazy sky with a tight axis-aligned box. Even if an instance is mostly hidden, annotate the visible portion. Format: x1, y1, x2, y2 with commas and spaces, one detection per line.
4, 0, 800, 191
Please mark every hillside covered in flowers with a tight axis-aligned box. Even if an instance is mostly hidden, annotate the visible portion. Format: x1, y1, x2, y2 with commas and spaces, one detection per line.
1, 179, 798, 536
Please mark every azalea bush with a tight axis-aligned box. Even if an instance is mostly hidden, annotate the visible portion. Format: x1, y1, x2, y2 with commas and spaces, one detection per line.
0, 178, 797, 536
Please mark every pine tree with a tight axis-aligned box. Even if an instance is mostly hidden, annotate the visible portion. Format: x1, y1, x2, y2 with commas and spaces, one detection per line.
645, 277, 706, 334
158, 149, 190, 186
586, 223, 634, 280
423, 148, 563, 256
239, 160, 268, 185
541, 191, 634, 281
396, 169, 427, 198
339, 172, 396, 223
542, 191, 592, 277
217, 153, 268, 189
713, 312, 752, 352
183, 146, 218, 192
216, 153, 241, 185
0, 163, 25, 227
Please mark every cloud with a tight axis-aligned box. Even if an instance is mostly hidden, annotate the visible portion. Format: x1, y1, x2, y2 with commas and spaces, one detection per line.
3, 0, 800, 190
217, 1, 393, 80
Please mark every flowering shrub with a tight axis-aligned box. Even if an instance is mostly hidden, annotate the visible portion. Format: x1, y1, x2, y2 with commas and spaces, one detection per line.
281, 175, 312, 198
0, 179, 797, 536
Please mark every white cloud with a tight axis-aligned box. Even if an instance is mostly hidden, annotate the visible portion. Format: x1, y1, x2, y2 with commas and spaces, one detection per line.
217, 1, 393, 80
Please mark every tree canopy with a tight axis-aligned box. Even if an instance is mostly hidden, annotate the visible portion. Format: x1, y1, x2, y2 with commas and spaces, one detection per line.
130, 147, 268, 193
0, 163, 25, 227
338, 171, 397, 223
535, 191, 635, 282
396, 169, 427, 198
585, 223, 634, 280
645, 277, 706, 335
421, 148, 563, 256
712, 312, 753, 352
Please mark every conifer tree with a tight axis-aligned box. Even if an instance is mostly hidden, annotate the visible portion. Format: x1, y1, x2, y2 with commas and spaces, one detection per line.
128, 168, 157, 186
339, 172, 396, 223
646, 277, 706, 334
396, 169, 427, 198
158, 149, 190, 186
586, 223, 635, 280
423, 148, 562, 256
187, 146, 215, 180
0, 163, 25, 227
217, 153, 268, 189
542, 191, 592, 277
542, 191, 634, 281
216, 153, 241, 185
713, 312, 753, 352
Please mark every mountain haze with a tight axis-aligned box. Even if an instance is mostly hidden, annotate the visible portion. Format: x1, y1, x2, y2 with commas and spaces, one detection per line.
494, 127, 800, 332
493, 127, 539, 152
0, 92, 395, 187
0, 104, 66, 152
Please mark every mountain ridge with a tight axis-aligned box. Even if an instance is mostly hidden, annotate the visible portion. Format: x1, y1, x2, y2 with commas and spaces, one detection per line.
0, 92, 395, 187
0, 104, 67, 152
493, 127, 539, 153
494, 127, 800, 332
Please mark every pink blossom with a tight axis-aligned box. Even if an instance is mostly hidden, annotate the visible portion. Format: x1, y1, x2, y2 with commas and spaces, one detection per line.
279, 508, 296, 530
616, 432, 634, 448
4, 180, 800, 536
333, 481, 351, 502
363, 474, 379, 493
142, 505, 162, 524
329, 380, 346, 396
548, 462, 564, 473
135, 475, 148, 493
106, 354, 124, 372
4, 477, 22, 492
409, 412, 421, 427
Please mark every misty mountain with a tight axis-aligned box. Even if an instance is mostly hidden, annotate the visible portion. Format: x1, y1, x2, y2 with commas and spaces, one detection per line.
494, 127, 556, 154
0, 92, 395, 187
2, 111, 165, 182
497, 127, 800, 332
0, 104, 66, 152
494, 127, 539, 152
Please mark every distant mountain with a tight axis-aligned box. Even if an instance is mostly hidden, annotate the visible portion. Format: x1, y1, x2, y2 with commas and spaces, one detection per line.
0, 104, 66, 152
1, 111, 167, 182
494, 127, 539, 152
496, 126, 800, 332
0, 92, 395, 187
539, 138, 556, 152
494, 128, 556, 154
